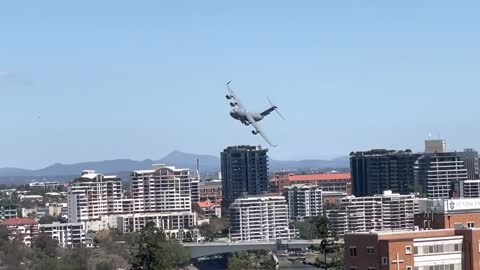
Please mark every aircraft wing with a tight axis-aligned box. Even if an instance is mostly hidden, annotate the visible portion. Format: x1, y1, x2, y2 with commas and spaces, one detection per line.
246, 113, 278, 147
225, 81, 247, 111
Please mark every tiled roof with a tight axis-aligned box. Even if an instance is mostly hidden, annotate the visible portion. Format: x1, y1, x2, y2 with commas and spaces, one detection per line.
197, 200, 221, 209
288, 173, 351, 182
2, 218, 38, 226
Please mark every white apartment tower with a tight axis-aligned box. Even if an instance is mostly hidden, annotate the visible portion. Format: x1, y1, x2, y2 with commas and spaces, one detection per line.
130, 164, 197, 213
329, 191, 418, 237
67, 170, 123, 230
229, 195, 292, 242
283, 184, 322, 221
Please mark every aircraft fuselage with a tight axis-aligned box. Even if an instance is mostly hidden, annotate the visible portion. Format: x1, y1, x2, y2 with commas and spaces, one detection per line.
230, 109, 263, 123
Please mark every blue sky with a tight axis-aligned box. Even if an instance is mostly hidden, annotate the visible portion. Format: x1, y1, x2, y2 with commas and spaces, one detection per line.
1, 1, 480, 168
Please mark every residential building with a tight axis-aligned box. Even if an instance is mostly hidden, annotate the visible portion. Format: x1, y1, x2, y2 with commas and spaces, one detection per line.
191, 178, 200, 203
2, 218, 39, 246
48, 203, 68, 219
425, 139, 447, 153
67, 170, 123, 231
0, 205, 17, 221
221, 145, 269, 207
196, 200, 222, 218
329, 191, 418, 237
322, 191, 348, 206
457, 148, 479, 180
416, 153, 468, 199
344, 229, 480, 270
460, 180, 480, 198
39, 222, 87, 248
130, 164, 195, 213
350, 149, 421, 196
269, 172, 291, 195
229, 195, 294, 242
199, 180, 222, 201
283, 184, 322, 221
116, 212, 197, 240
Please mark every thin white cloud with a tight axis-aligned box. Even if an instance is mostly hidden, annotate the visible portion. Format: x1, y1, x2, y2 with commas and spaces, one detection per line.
0, 71, 32, 87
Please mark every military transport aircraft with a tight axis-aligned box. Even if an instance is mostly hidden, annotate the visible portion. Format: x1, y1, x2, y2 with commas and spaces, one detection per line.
225, 81, 284, 147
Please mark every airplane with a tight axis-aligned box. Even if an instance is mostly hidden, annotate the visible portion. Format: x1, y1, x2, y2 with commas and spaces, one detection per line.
225, 81, 285, 147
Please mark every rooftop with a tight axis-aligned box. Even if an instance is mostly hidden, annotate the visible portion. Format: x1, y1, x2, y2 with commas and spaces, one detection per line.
3, 218, 38, 226
197, 200, 221, 209
288, 173, 351, 182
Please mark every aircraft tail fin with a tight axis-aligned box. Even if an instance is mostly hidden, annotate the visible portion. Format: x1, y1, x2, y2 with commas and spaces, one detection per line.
261, 97, 285, 120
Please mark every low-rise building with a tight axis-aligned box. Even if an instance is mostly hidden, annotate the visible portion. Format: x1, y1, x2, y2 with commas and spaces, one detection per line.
199, 180, 222, 200
2, 218, 39, 246
29, 181, 61, 191
229, 195, 294, 242
270, 172, 351, 195
345, 229, 480, 270
116, 212, 197, 240
196, 200, 222, 218
283, 184, 322, 221
39, 222, 87, 248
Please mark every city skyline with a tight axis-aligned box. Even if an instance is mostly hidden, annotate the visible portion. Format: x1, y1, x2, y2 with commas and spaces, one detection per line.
2, 1, 480, 168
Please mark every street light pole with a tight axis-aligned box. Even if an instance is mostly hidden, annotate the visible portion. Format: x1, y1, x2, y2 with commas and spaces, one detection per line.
228, 227, 231, 244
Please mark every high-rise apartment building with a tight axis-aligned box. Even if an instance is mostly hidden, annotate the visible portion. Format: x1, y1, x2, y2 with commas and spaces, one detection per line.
67, 170, 123, 230
350, 149, 421, 196
229, 195, 293, 242
284, 184, 322, 221
416, 153, 468, 199
130, 164, 196, 213
329, 191, 418, 237
221, 145, 269, 207
457, 148, 479, 180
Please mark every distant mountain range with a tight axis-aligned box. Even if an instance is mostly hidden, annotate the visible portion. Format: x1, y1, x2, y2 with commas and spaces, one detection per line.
0, 150, 349, 179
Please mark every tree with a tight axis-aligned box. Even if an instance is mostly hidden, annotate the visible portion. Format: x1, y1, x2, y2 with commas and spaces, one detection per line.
198, 217, 229, 241
32, 233, 59, 257
96, 262, 114, 270
130, 222, 190, 270
228, 252, 251, 270
38, 215, 68, 224
296, 216, 332, 240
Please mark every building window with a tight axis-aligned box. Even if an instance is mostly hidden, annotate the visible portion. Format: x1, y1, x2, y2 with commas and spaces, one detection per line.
350, 267, 358, 270
367, 246, 375, 255
382, 257, 388, 265
406, 266, 413, 270
468, 222, 475, 228
368, 268, 375, 270
405, 246, 412, 254
349, 246, 357, 257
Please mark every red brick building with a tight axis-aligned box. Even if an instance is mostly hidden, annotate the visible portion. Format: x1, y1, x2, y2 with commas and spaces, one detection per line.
269, 172, 351, 195
416, 198, 480, 230
345, 229, 480, 270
